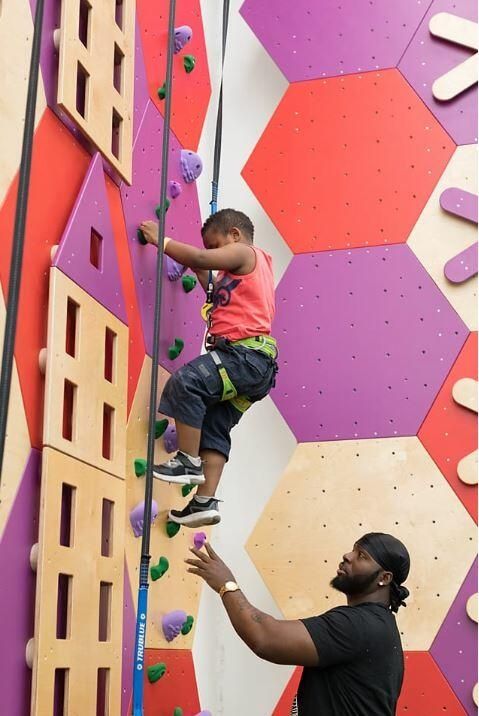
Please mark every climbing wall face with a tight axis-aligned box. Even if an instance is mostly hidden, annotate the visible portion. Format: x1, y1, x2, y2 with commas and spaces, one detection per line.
0, 1, 210, 714
239, 0, 478, 713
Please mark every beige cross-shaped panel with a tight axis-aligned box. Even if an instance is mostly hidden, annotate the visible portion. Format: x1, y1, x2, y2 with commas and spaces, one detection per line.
0, 292, 31, 540
0, 0, 46, 207
408, 145, 477, 330
246, 437, 476, 650
31, 448, 125, 715
57, 0, 135, 182
43, 268, 128, 478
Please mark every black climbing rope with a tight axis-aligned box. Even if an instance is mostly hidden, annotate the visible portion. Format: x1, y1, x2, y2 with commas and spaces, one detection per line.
132, 0, 176, 711
0, 0, 45, 486
210, 0, 230, 214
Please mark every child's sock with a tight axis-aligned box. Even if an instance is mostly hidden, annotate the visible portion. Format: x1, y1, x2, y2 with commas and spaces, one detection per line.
194, 495, 216, 504
178, 450, 202, 467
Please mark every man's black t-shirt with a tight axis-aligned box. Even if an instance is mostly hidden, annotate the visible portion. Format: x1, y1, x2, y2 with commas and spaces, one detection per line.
295, 602, 404, 715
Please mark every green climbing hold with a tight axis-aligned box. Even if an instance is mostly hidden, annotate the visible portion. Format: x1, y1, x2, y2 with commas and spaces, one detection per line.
173, 709, 184, 716
137, 228, 148, 246
181, 484, 195, 498
181, 615, 194, 636
182, 274, 197, 293
183, 54, 196, 73
147, 662, 167, 683
168, 337, 185, 360
134, 458, 147, 477
166, 521, 181, 538
155, 199, 170, 219
157, 82, 167, 100
151, 556, 169, 581
155, 418, 169, 439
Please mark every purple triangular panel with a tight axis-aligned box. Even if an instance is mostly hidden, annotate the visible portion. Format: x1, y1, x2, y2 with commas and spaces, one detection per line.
53, 153, 127, 323
0, 449, 41, 716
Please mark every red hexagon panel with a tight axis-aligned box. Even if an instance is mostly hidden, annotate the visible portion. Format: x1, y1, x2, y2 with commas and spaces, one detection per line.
143, 649, 202, 715
137, 0, 211, 150
242, 69, 454, 254
419, 332, 477, 522
398, 652, 468, 714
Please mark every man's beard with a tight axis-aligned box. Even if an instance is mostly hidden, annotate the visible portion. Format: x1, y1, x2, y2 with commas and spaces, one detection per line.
330, 568, 382, 596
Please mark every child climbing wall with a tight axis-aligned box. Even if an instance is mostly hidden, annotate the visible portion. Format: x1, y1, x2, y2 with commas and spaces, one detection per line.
0, 0, 476, 715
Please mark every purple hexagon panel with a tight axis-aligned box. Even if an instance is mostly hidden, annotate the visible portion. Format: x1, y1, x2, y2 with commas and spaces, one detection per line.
120, 101, 205, 369
431, 558, 478, 715
272, 245, 468, 442
240, 0, 434, 81
399, 0, 478, 146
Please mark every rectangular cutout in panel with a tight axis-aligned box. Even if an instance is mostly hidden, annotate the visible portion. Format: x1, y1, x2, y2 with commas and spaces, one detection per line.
102, 404, 114, 460
76, 62, 89, 118
96, 668, 110, 716
104, 328, 116, 383
54, 668, 69, 716
65, 298, 79, 358
60, 483, 76, 547
98, 582, 112, 641
114, 0, 123, 29
101, 499, 114, 557
111, 109, 122, 160
56, 574, 72, 639
90, 228, 103, 270
62, 380, 77, 442
78, 0, 91, 48
113, 44, 124, 95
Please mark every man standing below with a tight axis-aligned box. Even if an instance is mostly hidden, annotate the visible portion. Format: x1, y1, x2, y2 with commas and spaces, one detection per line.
186, 532, 410, 715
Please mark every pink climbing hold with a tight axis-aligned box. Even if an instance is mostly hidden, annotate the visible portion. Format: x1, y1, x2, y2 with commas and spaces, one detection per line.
164, 424, 178, 453
440, 188, 478, 224
166, 255, 187, 282
444, 244, 478, 284
174, 25, 193, 53
169, 180, 182, 199
194, 532, 207, 550
130, 499, 159, 538
162, 610, 187, 642
180, 150, 203, 183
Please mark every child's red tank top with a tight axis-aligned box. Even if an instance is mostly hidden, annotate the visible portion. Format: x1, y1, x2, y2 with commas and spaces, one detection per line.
210, 246, 275, 341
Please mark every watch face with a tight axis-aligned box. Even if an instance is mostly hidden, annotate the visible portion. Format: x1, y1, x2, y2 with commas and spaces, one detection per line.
225, 581, 237, 590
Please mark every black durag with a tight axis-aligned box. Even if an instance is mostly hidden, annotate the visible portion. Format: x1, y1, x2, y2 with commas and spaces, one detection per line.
357, 532, 411, 613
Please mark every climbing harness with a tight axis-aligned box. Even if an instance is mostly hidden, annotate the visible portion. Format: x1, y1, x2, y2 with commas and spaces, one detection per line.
132, 1, 176, 714
208, 335, 278, 414
0, 0, 45, 485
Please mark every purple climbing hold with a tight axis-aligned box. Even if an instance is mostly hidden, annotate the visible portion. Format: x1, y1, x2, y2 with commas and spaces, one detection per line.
174, 25, 193, 53
444, 244, 478, 284
164, 424, 178, 453
195, 712, 212, 716
167, 255, 187, 282
129, 499, 159, 538
194, 532, 207, 550
162, 609, 187, 642
169, 180, 182, 199
180, 150, 203, 183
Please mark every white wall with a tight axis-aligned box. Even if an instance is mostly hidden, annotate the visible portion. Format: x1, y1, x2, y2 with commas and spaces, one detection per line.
194, 2, 297, 714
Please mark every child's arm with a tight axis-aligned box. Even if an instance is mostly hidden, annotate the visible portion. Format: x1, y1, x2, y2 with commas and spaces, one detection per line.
139, 220, 253, 274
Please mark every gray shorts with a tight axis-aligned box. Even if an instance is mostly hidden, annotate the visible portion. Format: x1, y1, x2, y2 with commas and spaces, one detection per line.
159, 344, 278, 460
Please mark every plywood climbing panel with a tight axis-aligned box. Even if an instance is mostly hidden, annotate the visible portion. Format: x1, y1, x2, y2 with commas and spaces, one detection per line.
43, 268, 128, 478
57, 0, 135, 183
31, 448, 125, 716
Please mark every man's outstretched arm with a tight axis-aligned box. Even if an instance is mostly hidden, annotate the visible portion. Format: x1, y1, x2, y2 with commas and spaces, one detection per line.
186, 543, 319, 667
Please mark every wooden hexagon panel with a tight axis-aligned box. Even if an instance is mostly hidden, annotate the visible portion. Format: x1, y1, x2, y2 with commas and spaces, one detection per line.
247, 438, 476, 650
